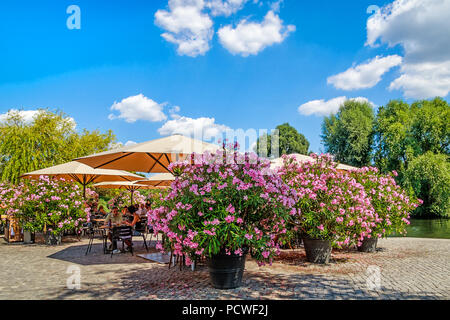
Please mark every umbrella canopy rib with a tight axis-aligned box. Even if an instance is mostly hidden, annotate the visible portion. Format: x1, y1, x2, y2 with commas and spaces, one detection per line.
146, 153, 170, 173
93, 152, 132, 169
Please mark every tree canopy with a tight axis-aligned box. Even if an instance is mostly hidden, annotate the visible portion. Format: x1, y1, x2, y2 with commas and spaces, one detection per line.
255, 123, 309, 158
403, 152, 449, 218
373, 97, 449, 181
321, 99, 374, 167
0, 109, 116, 183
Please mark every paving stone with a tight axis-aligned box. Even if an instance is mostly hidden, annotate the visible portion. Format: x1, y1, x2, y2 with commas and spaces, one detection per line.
0, 237, 449, 300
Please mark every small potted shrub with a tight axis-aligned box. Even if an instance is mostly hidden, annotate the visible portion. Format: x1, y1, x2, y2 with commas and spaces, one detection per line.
278, 154, 375, 263
150, 147, 296, 289
351, 167, 421, 252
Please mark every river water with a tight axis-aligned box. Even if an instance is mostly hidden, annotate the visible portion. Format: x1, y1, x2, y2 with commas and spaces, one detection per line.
390, 218, 450, 239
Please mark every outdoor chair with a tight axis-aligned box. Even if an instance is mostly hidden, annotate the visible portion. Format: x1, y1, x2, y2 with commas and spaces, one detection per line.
111, 226, 133, 257
134, 221, 149, 252
147, 224, 155, 248
84, 225, 95, 255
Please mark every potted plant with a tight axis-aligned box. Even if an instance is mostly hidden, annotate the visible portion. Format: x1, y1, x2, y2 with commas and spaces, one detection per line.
14, 176, 88, 245
150, 146, 296, 289
351, 167, 421, 252
278, 154, 376, 263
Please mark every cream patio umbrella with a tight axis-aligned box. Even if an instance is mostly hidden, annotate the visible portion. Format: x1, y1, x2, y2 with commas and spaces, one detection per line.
269, 153, 358, 171
73, 134, 219, 173
20, 161, 144, 198
134, 173, 175, 187
92, 181, 158, 205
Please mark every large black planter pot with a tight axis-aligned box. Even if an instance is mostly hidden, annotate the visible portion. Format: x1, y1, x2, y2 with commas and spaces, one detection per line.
302, 238, 332, 264
357, 237, 378, 253
207, 252, 247, 289
44, 232, 61, 245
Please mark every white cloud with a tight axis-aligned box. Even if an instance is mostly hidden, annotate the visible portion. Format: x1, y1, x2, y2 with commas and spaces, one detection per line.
217, 10, 295, 56
205, 0, 249, 16
168, 105, 181, 119
327, 55, 402, 90
108, 94, 167, 123
270, 0, 283, 12
366, 0, 450, 98
158, 115, 230, 140
124, 140, 138, 146
154, 0, 214, 57
389, 60, 450, 98
0, 109, 76, 128
0, 109, 40, 123
298, 97, 373, 116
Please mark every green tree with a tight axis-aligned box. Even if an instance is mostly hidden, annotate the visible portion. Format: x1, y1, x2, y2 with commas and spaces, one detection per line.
410, 97, 449, 155
255, 123, 309, 157
373, 99, 412, 177
321, 100, 374, 167
403, 152, 450, 218
0, 109, 116, 183
374, 98, 449, 182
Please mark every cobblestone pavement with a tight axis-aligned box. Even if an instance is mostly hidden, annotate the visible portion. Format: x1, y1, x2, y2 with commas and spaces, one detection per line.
0, 235, 449, 300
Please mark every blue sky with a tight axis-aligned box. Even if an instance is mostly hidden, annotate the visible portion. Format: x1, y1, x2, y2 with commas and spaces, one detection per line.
0, 0, 448, 154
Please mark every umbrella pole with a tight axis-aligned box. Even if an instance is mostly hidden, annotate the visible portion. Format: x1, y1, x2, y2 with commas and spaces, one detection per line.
130, 190, 134, 205
83, 184, 86, 199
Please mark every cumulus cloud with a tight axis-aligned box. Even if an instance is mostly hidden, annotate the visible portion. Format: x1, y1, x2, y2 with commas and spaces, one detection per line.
205, 0, 249, 16
154, 0, 214, 57
124, 140, 138, 146
108, 94, 167, 123
327, 55, 402, 90
0, 109, 41, 123
158, 115, 230, 140
366, 0, 450, 98
389, 60, 450, 98
217, 10, 295, 56
298, 97, 374, 116
0, 109, 76, 128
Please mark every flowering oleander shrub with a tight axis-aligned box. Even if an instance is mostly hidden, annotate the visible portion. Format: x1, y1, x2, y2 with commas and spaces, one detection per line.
107, 190, 145, 209
149, 149, 297, 266
278, 153, 378, 248
0, 176, 87, 235
351, 167, 421, 238
0, 181, 23, 216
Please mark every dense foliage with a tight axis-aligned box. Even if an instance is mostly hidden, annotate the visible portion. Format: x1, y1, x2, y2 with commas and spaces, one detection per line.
107, 190, 147, 209
0, 109, 116, 183
351, 167, 421, 237
403, 152, 449, 218
322, 97, 449, 218
149, 149, 297, 266
278, 154, 377, 247
255, 123, 309, 158
0, 176, 88, 235
321, 100, 375, 167
278, 154, 421, 247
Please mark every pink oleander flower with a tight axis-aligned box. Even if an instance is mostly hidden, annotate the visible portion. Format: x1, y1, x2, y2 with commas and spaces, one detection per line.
224, 215, 235, 223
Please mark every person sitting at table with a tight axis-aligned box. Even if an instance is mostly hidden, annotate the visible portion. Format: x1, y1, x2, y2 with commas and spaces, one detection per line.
136, 203, 145, 217
121, 205, 141, 249
104, 207, 123, 252
124, 205, 141, 233
97, 205, 108, 217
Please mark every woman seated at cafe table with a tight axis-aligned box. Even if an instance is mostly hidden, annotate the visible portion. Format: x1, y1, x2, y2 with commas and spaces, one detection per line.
124, 205, 141, 236
97, 205, 108, 217
104, 206, 123, 252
